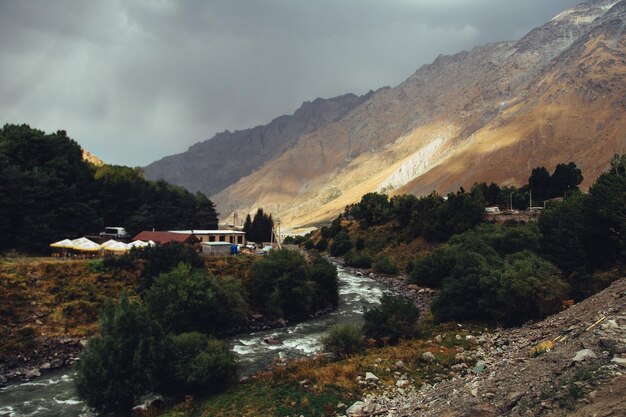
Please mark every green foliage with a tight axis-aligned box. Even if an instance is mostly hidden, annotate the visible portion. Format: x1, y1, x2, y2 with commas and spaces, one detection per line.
495, 251, 569, 324
304, 239, 314, 250
344, 250, 373, 268
126, 243, 204, 290
246, 250, 338, 320
404, 191, 484, 242
363, 295, 420, 344
160, 332, 237, 396
0, 124, 218, 253
315, 238, 329, 252
330, 231, 352, 257
431, 249, 567, 326
372, 256, 399, 276
355, 237, 365, 251
75, 294, 165, 414
345, 192, 392, 227
321, 324, 364, 357
539, 194, 590, 274
282, 236, 295, 245
243, 208, 274, 243
410, 223, 540, 288
144, 264, 247, 335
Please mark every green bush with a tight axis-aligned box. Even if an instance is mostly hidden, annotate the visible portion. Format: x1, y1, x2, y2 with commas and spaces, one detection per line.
431, 251, 568, 326
372, 256, 399, 276
246, 250, 338, 320
144, 264, 247, 335
304, 239, 314, 250
160, 332, 237, 395
344, 250, 373, 268
322, 324, 363, 357
314, 238, 328, 252
75, 294, 165, 414
363, 295, 420, 344
329, 231, 352, 257
355, 237, 365, 251
125, 243, 204, 290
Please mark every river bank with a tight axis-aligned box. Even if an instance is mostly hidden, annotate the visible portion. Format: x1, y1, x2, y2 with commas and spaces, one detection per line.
0, 263, 388, 417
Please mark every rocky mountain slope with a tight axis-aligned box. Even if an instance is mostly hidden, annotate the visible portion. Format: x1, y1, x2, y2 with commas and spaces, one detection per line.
343, 275, 626, 417
146, 0, 626, 231
143, 93, 371, 198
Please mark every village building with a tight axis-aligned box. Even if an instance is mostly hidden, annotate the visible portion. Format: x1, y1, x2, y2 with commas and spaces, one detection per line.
132, 231, 200, 245
169, 230, 246, 245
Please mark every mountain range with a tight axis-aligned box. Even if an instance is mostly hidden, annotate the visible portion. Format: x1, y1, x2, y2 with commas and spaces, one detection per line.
143, 0, 626, 232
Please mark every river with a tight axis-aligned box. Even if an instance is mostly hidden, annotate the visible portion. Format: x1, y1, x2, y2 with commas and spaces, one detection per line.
0, 264, 385, 417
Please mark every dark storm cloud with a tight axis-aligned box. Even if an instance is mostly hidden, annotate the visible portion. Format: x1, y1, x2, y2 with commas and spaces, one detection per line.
0, 0, 580, 166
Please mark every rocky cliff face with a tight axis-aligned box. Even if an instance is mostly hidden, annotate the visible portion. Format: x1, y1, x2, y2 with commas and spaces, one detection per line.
146, 0, 626, 231
142, 92, 371, 198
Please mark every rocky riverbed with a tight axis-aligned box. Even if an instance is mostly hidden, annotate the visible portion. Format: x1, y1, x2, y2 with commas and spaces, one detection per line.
340, 276, 626, 417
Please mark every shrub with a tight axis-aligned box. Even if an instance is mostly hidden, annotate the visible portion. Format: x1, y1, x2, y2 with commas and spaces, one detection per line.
246, 249, 338, 320
329, 231, 352, 257
322, 324, 363, 357
363, 295, 420, 344
144, 264, 247, 335
355, 237, 365, 251
126, 243, 204, 290
344, 250, 373, 268
75, 294, 164, 414
304, 239, 314, 250
160, 332, 237, 395
372, 256, 399, 276
315, 238, 328, 252
431, 251, 568, 326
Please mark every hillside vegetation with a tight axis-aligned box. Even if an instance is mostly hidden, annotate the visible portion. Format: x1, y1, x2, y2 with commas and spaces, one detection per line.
0, 124, 218, 253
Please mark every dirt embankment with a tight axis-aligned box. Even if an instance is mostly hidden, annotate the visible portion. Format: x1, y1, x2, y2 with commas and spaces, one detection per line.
344, 276, 626, 417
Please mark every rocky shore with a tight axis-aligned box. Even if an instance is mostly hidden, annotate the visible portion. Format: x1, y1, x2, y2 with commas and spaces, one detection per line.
339, 276, 626, 417
0, 336, 85, 387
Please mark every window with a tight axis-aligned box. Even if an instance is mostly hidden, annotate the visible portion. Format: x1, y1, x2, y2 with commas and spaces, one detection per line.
219, 235, 225, 242
209, 236, 215, 242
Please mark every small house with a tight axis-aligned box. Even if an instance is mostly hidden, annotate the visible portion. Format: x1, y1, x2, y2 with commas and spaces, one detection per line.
201, 242, 234, 256
169, 230, 246, 245
132, 231, 200, 245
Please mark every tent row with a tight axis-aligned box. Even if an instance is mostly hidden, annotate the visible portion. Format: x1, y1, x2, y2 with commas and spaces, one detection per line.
50, 237, 155, 254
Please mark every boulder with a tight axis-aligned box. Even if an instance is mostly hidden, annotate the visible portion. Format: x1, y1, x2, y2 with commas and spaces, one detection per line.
422, 351, 435, 362
346, 401, 366, 417
365, 372, 379, 382
571, 349, 597, 363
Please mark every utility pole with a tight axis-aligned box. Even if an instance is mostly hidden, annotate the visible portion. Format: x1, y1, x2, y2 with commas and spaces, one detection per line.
529, 189, 533, 210
509, 191, 514, 211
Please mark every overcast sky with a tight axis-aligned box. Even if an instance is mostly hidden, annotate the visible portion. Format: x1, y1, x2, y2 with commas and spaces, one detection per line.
1, 0, 581, 166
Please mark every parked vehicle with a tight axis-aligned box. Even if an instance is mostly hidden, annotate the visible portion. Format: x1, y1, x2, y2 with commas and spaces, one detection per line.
99, 227, 129, 239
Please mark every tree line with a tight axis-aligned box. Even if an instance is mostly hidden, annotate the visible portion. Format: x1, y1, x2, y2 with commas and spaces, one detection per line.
312, 156, 625, 327
0, 124, 218, 252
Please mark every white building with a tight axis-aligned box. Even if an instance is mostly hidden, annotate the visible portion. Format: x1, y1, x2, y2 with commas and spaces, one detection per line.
169, 230, 246, 245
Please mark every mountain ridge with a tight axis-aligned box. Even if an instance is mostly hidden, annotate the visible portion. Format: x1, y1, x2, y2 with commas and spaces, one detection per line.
145, 0, 625, 231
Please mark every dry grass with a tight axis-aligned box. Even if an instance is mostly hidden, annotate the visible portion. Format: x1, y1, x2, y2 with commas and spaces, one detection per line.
0, 257, 141, 356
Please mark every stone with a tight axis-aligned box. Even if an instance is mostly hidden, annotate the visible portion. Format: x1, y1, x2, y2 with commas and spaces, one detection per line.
396, 379, 410, 388
39, 362, 51, 370
599, 338, 626, 354
571, 349, 597, 363
24, 368, 41, 379
395, 360, 405, 369
422, 352, 435, 362
460, 405, 497, 417
611, 357, 626, 368
365, 372, 379, 381
337, 402, 347, 409
346, 401, 366, 417
505, 391, 525, 409
50, 359, 64, 369
473, 360, 486, 373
